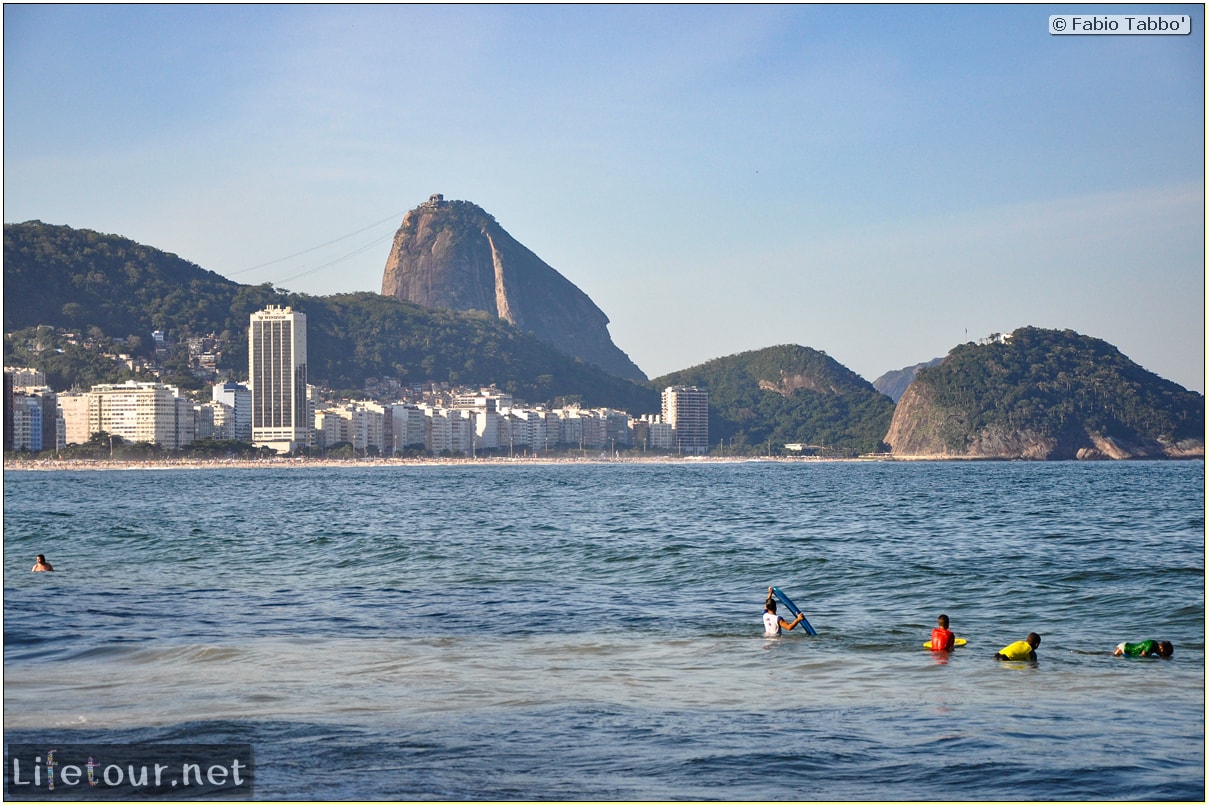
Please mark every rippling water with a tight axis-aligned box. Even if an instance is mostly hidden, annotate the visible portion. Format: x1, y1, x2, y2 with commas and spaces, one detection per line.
4, 460, 1204, 800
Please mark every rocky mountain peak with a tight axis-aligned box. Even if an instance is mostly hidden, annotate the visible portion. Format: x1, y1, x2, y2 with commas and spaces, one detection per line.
380, 196, 646, 382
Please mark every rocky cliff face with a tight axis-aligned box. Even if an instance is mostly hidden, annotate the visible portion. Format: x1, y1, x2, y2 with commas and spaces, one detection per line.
885, 381, 1066, 459
381, 195, 646, 382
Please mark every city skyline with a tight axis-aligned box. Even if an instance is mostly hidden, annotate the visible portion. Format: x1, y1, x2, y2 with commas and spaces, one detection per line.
5, 302, 708, 456
4, 5, 1204, 392
4, 365, 706, 458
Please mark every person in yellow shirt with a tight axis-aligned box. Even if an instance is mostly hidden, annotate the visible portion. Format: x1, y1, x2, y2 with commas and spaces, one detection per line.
995, 632, 1040, 660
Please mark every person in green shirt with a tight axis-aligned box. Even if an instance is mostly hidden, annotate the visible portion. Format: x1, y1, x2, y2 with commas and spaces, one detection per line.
1113, 640, 1173, 658
995, 632, 1041, 661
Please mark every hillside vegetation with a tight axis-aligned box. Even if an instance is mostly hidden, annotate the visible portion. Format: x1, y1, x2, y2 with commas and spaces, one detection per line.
3, 221, 659, 413
886, 328, 1204, 459
653, 344, 896, 456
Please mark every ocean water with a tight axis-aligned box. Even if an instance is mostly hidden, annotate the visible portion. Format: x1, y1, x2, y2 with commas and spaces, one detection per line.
3, 460, 1204, 801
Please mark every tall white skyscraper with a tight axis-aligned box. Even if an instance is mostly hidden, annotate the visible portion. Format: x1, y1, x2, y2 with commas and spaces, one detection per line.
249, 305, 308, 453
661, 386, 709, 455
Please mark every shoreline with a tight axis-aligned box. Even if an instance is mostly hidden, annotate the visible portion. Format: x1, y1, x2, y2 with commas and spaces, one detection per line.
4, 453, 1201, 472
3, 454, 879, 472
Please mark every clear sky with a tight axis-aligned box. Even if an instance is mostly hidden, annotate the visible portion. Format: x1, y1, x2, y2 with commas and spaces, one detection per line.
5, 4, 1204, 392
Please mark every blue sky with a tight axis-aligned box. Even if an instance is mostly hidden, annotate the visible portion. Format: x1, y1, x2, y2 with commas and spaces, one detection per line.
5, 4, 1204, 391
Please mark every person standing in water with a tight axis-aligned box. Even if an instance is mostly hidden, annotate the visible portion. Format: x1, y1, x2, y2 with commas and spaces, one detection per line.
32, 554, 54, 572
763, 588, 805, 637
930, 613, 955, 652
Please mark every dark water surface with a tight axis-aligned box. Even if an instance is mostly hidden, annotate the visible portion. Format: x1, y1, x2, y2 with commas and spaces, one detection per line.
4, 460, 1204, 800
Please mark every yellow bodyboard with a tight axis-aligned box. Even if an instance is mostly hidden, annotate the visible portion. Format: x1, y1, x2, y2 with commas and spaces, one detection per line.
923, 637, 968, 649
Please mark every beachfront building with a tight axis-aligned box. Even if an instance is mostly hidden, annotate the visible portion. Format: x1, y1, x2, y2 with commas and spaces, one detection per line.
450, 388, 510, 453
421, 405, 474, 455
176, 397, 196, 447
7, 368, 59, 452
9, 393, 44, 452
601, 409, 633, 449
662, 386, 709, 455
192, 402, 217, 441
630, 414, 674, 451
212, 381, 252, 442
87, 381, 187, 449
23, 389, 60, 452
585, 411, 609, 450
473, 407, 505, 452
648, 420, 675, 450
312, 401, 387, 454
343, 402, 387, 454
557, 409, 584, 449
424, 406, 453, 454
205, 400, 236, 441
313, 409, 346, 450
450, 410, 474, 455
506, 408, 548, 454
57, 392, 92, 446
249, 305, 309, 453
389, 405, 426, 453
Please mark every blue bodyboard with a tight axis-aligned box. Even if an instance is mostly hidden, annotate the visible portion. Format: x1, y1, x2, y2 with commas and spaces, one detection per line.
770, 586, 817, 636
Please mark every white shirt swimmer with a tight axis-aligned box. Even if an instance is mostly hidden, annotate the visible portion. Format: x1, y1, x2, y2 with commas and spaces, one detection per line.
763, 593, 804, 637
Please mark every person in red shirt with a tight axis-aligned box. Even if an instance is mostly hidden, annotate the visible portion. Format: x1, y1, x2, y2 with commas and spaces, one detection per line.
930, 613, 955, 652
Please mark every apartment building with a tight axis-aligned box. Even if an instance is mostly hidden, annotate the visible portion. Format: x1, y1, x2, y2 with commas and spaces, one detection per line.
212, 381, 252, 442
9, 394, 44, 451
662, 386, 709, 455
57, 392, 92, 446
87, 381, 186, 449
390, 405, 427, 452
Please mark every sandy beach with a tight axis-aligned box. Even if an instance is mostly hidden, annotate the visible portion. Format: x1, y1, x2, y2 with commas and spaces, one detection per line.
3, 454, 871, 472
10, 452, 1193, 471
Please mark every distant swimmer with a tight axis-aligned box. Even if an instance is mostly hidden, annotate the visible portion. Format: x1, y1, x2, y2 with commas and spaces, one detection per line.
995, 632, 1040, 661
930, 613, 956, 652
31, 554, 54, 572
1113, 640, 1173, 658
763, 588, 805, 637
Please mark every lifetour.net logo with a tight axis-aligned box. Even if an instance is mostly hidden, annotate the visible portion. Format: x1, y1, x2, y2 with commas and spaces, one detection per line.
5, 744, 253, 800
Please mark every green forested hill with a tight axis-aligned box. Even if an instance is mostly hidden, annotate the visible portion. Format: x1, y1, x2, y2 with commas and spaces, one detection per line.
3, 221, 659, 413
888, 327, 1204, 458
653, 344, 896, 456
4, 220, 264, 339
